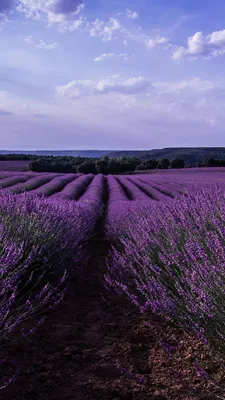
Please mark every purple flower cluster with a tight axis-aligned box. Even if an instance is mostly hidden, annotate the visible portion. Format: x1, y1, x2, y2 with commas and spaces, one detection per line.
106, 186, 225, 360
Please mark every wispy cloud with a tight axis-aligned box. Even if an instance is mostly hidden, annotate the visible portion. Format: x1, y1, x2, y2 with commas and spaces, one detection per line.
145, 36, 170, 49
88, 18, 125, 41
23, 36, 58, 50
94, 53, 134, 62
126, 9, 139, 20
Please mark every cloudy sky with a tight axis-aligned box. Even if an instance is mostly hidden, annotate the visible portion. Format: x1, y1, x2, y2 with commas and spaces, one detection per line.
1, 0, 225, 150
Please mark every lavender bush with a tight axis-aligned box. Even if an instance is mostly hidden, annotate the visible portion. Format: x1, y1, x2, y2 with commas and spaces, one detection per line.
0, 192, 99, 345
106, 186, 225, 360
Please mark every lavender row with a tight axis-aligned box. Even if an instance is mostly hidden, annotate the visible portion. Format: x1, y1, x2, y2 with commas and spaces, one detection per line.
117, 176, 151, 201
128, 177, 173, 201
0, 191, 102, 388
28, 174, 78, 197
139, 176, 184, 195
107, 175, 128, 203
0, 175, 31, 189
106, 186, 225, 363
1, 174, 60, 194
53, 174, 94, 201
78, 174, 105, 207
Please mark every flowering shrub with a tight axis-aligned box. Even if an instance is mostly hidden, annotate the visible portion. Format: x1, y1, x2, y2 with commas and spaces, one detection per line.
0, 192, 99, 343
106, 186, 225, 360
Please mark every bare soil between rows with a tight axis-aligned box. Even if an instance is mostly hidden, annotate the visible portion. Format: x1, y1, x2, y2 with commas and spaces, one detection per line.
0, 236, 225, 400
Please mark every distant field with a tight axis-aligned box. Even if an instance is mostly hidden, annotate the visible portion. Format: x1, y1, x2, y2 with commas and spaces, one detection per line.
0, 160, 30, 171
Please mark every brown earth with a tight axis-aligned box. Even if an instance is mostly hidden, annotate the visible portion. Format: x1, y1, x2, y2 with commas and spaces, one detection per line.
0, 237, 225, 400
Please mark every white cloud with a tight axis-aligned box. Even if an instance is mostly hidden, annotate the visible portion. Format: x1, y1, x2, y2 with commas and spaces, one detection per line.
58, 16, 86, 32
155, 78, 215, 93
17, 0, 84, 23
126, 9, 139, 20
53, 76, 225, 136
94, 53, 134, 62
145, 36, 170, 49
172, 29, 225, 60
56, 76, 153, 98
88, 18, 124, 41
23, 36, 58, 50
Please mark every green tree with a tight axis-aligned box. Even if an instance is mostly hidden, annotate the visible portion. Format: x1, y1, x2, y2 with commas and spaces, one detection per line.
77, 162, 97, 174
157, 158, 170, 169
170, 158, 185, 169
95, 159, 109, 174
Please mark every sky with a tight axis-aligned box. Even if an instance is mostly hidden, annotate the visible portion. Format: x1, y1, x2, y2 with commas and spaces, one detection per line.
1, 0, 225, 150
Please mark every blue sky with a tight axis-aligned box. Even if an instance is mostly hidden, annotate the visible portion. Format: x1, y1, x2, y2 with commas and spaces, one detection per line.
1, 0, 225, 150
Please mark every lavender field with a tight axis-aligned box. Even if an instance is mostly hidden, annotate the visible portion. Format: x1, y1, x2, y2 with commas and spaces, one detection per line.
1, 168, 225, 200
0, 160, 30, 171
1, 168, 225, 399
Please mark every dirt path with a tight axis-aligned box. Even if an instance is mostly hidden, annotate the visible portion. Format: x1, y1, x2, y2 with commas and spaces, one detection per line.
0, 235, 223, 400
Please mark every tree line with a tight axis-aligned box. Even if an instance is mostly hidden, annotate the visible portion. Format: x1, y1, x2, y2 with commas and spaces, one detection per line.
2, 153, 225, 173
28, 156, 186, 174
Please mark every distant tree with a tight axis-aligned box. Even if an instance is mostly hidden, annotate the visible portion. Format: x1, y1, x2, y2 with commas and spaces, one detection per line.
137, 159, 158, 170
204, 158, 218, 167
77, 162, 97, 174
95, 159, 109, 174
157, 158, 170, 169
170, 158, 185, 169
